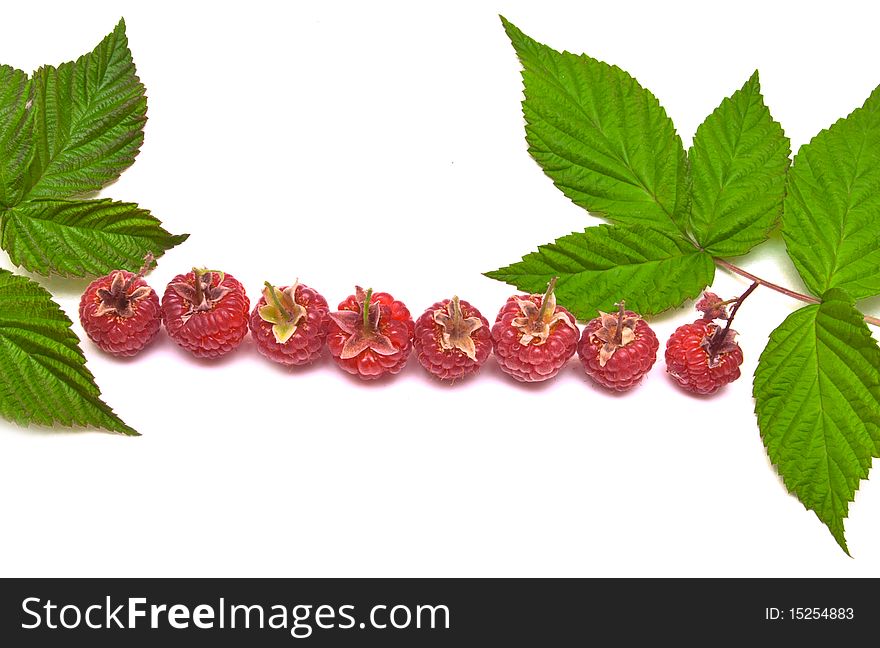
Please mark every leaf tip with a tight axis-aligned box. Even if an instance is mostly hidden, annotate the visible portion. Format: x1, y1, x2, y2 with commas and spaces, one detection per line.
499, 14, 525, 46
104, 406, 139, 437
829, 526, 851, 557
170, 232, 191, 246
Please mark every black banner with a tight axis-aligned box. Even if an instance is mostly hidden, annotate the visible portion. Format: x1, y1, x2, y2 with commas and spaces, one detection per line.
0, 578, 873, 644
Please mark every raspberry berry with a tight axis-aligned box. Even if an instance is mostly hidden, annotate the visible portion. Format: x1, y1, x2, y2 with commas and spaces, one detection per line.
665, 320, 744, 395
665, 284, 757, 395
491, 278, 579, 382
162, 268, 250, 358
327, 286, 414, 380
578, 302, 658, 391
249, 280, 329, 366
78, 256, 161, 357
414, 296, 491, 381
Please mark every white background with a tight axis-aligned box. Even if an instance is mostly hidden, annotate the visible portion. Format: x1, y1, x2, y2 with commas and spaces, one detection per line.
1, 0, 879, 577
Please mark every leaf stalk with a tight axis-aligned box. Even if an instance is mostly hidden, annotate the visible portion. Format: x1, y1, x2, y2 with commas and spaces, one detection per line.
714, 258, 880, 327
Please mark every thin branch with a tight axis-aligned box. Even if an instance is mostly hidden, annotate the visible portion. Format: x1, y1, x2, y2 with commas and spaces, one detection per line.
713, 258, 880, 328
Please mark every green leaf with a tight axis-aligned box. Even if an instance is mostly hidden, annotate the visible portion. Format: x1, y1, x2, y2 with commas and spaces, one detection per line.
753, 289, 880, 554
500, 16, 688, 234
0, 198, 188, 277
689, 71, 790, 257
484, 224, 714, 318
783, 84, 880, 299
23, 18, 146, 200
0, 269, 137, 435
0, 65, 33, 208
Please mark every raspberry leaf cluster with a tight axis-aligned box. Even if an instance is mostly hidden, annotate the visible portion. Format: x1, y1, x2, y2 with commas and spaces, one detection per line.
486, 18, 790, 319
0, 20, 188, 435
0, 20, 187, 275
489, 17, 880, 553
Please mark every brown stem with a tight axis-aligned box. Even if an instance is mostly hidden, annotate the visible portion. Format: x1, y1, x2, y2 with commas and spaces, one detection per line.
714, 258, 880, 327
193, 267, 205, 305
708, 282, 758, 361
451, 295, 462, 318
122, 252, 156, 292
138, 252, 155, 277
614, 300, 625, 345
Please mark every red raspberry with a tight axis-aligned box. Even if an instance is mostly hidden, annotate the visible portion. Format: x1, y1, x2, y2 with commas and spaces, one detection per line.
249, 280, 329, 366
491, 278, 579, 382
578, 303, 658, 391
162, 269, 250, 359
665, 319, 743, 395
414, 296, 491, 381
79, 266, 161, 357
327, 286, 414, 380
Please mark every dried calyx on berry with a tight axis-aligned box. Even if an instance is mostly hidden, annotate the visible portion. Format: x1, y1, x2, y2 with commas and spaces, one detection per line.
511, 277, 577, 345
170, 268, 232, 323
492, 277, 580, 383
589, 301, 640, 367
249, 280, 329, 367
329, 286, 397, 359
94, 254, 156, 318
415, 296, 491, 381
327, 285, 414, 380
579, 300, 659, 391
695, 291, 732, 321
702, 322, 742, 368
259, 280, 308, 344
162, 267, 250, 359
80, 253, 162, 357
433, 295, 483, 360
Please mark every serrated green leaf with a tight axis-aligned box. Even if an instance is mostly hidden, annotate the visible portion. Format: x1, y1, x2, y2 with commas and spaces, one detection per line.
501, 17, 688, 234
689, 71, 790, 257
0, 198, 188, 277
23, 18, 146, 200
0, 269, 136, 435
484, 224, 714, 318
0, 65, 33, 208
754, 289, 880, 554
783, 84, 880, 299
